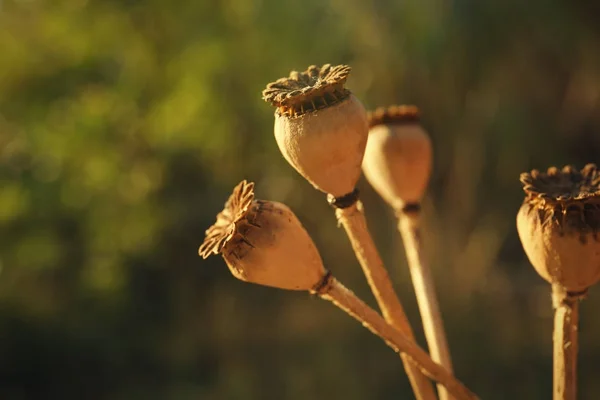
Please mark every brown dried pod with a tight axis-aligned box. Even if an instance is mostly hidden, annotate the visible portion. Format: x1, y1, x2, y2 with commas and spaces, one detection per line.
262, 64, 369, 197
199, 180, 326, 291
517, 164, 600, 292
362, 105, 432, 210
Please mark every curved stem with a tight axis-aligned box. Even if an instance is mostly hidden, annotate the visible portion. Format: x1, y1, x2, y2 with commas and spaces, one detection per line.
315, 276, 478, 400
552, 285, 580, 400
335, 202, 437, 400
398, 211, 454, 400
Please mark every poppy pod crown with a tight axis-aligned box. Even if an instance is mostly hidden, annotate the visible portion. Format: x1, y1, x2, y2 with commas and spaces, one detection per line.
262, 64, 369, 198
517, 164, 600, 292
362, 105, 432, 210
199, 180, 326, 291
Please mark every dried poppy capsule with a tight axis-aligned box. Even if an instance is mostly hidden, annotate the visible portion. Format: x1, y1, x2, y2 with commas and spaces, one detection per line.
199, 180, 326, 291
362, 105, 432, 211
262, 64, 368, 198
517, 164, 600, 292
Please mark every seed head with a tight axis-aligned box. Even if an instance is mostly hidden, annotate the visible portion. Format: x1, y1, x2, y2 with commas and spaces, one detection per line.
199, 180, 255, 259
263, 64, 369, 197
263, 64, 352, 117
362, 105, 432, 210
199, 180, 326, 291
517, 164, 600, 292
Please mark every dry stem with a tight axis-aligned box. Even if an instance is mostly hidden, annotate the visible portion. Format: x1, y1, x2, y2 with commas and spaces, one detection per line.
315, 276, 478, 400
552, 285, 580, 400
398, 211, 454, 400
336, 202, 437, 400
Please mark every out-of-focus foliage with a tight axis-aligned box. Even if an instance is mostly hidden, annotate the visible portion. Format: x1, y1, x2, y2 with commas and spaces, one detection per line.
2, 0, 600, 398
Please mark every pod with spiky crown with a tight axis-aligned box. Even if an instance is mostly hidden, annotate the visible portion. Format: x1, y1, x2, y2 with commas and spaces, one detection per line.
517, 164, 600, 292
362, 105, 432, 211
199, 187, 478, 400
262, 64, 368, 198
199, 180, 326, 291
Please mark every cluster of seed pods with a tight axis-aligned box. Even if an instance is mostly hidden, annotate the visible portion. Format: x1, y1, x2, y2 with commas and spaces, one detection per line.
199, 62, 600, 400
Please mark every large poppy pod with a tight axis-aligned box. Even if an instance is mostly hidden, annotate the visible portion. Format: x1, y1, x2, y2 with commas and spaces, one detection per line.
517, 164, 600, 292
262, 64, 368, 198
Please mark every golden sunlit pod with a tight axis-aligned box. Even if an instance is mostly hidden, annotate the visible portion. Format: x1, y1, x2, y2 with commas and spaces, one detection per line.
517, 164, 600, 292
362, 105, 432, 211
199, 180, 326, 291
262, 64, 369, 198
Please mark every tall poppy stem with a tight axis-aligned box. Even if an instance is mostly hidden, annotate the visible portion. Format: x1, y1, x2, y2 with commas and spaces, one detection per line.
398, 210, 454, 400
552, 286, 580, 400
335, 201, 437, 400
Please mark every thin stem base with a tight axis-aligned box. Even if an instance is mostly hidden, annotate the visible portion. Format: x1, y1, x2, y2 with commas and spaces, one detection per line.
336, 202, 436, 400
552, 285, 580, 400
315, 276, 478, 400
398, 211, 454, 400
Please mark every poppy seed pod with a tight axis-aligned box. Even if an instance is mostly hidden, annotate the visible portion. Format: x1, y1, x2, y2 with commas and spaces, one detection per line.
517, 164, 600, 292
362, 105, 432, 210
199, 180, 326, 291
262, 64, 369, 198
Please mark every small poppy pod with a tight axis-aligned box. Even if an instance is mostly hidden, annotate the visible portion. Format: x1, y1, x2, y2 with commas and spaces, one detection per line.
262, 64, 369, 198
362, 105, 432, 210
517, 164, 600, 292
199, 180, 326, 291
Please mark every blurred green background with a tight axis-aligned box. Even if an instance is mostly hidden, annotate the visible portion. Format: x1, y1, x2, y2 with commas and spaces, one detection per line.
2, 0, 600, 398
